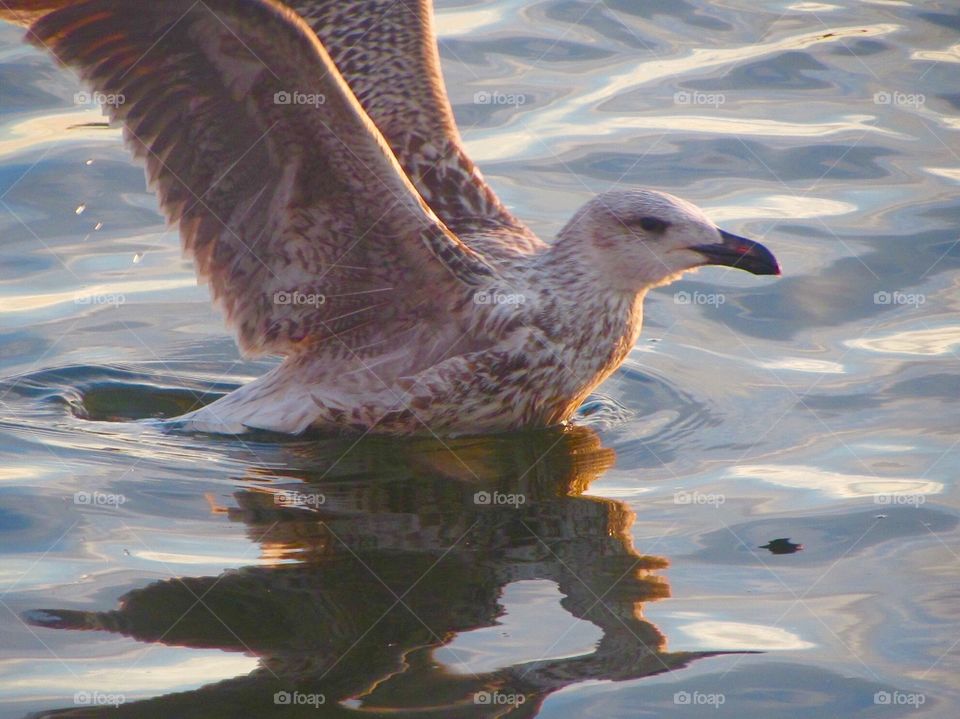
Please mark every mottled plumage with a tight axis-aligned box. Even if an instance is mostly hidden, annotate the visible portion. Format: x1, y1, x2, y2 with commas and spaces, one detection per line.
1, 0, 780, 435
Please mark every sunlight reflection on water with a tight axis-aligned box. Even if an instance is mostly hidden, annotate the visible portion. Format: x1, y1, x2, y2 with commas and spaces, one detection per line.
1, 0, 959, 717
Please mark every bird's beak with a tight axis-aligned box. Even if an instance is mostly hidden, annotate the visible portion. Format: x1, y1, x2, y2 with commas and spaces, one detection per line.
691, 229, 781, 276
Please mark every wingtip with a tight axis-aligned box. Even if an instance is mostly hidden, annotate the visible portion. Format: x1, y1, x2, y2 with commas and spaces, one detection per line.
0, 2, 63, 27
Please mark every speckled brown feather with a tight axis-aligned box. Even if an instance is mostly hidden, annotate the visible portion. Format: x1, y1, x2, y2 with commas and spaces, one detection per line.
0, 0, 774, 435
287, 0, 542, 251
4, 0, 494, 357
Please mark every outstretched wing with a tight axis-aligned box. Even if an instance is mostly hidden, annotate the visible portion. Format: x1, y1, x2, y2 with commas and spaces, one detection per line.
288, 0, 542, 249
1, 0, 494, 356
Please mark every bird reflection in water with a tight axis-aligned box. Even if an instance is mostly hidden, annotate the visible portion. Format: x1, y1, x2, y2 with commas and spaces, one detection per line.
28, 428, 727, 717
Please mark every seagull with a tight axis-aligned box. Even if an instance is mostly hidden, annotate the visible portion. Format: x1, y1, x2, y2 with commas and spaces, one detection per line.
2, 0, 780, 436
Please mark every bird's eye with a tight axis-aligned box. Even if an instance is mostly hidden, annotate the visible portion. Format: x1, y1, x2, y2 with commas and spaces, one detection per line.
636, 216, 670, 234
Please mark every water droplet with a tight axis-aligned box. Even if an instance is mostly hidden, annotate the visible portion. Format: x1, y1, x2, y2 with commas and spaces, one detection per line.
84, 159, 94, 166
122, 548, 131, 556
133, 252, 143, 264
75, 203, 86, 215
94, 222, 103, 231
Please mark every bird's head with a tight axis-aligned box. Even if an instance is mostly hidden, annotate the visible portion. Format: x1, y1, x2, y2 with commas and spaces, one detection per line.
560, 188, 780, 292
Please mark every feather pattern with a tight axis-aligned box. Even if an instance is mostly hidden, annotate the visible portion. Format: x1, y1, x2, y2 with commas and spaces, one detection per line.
9, 0, 493, 357
288, 0, 542, 252
0, 0, 779, 435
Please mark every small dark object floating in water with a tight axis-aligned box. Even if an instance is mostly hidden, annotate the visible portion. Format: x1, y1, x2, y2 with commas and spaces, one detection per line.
760, 538, 803, 554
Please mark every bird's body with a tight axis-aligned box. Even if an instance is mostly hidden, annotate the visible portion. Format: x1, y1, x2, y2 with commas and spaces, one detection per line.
1, 0, 779, 436
190, 256, 646, 435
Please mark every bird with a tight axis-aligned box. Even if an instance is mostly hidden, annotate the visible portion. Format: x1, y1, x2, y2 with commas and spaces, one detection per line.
1, 0, 780, 436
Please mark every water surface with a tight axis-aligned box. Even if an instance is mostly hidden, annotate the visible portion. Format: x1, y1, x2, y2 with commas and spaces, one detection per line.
1, 1, 959, 717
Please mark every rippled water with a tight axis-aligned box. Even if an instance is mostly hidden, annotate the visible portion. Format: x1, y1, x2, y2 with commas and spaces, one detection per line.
1, 1, 959, 717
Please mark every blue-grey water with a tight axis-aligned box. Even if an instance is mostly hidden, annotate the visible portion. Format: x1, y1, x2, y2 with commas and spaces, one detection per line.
1, 1, 959, 717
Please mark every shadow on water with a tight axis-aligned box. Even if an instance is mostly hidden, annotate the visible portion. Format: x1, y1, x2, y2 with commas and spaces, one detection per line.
23, 427, 736, 718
